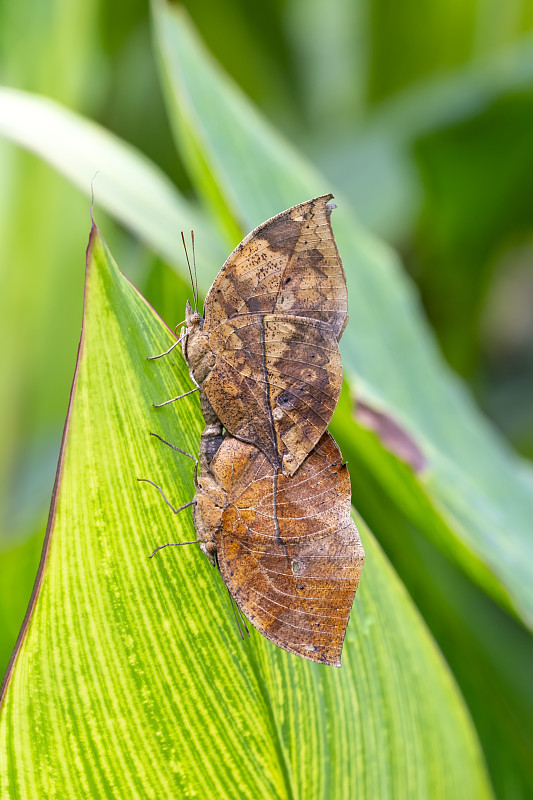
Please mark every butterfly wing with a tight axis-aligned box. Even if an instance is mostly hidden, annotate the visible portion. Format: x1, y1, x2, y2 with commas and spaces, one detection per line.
203, 195, 348, 339
212, 434, 364, 666
200, 195, 348, 475
204, 313, 343, 475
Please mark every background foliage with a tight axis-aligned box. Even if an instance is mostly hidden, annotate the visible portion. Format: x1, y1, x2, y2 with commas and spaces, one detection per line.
0, 1, 532, 798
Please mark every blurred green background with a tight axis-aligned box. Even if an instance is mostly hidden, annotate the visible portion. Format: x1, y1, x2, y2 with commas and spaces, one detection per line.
1, 1, 532, 798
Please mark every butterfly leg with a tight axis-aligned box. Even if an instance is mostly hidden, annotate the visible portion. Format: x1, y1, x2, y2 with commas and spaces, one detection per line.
137, 477, 196, 515
149, 432, 198, 463
148, 330, 200, 404
152, 386, 200, 407
153, 357, 202, 406
149, 540, 198, 559
147, 331, 186, 360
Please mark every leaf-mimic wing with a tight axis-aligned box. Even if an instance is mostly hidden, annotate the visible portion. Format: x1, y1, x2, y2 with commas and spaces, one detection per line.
213, 434, 364, 665
203, 195, 348, 339
204, 314, 343, 475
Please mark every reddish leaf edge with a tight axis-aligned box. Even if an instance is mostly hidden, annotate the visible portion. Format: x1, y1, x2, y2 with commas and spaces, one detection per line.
0, 221, 96, 706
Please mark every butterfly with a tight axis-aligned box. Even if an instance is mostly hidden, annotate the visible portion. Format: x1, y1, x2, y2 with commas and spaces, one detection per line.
191, 430, 364, 666
145, 195, 362, 664
180, 195, 348, 477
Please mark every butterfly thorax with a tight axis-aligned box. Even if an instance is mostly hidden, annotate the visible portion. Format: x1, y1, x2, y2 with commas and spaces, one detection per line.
183, 300, 213, 383
183, 301, 222, 450
193, 474, 226, 566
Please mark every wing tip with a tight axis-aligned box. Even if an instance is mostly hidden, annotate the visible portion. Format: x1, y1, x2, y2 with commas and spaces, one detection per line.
324, 195, 337, 216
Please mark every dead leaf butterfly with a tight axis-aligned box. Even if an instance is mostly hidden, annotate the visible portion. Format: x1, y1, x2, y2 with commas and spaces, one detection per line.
166, 195, 348, 477
151, 430, 364, 667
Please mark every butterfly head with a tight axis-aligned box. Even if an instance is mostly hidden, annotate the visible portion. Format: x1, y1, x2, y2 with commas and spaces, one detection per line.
185, 299, 203, 327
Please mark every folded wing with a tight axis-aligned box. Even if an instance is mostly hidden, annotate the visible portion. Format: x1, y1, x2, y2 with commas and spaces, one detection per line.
203, 195, 348, 339
205, 314, 343, 476
213, 434, 365, 666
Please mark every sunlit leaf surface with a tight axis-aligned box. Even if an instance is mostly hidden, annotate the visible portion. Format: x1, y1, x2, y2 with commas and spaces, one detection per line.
0, 228, 491, 799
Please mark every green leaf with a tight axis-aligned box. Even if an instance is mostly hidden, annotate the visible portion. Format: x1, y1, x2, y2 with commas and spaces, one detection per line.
0, 85, 226, 274
0, 531, 43, 677
152, 3, 533, 628
311, 32, 533, 238
333, 401, 533, 798
0, 226, 492, 798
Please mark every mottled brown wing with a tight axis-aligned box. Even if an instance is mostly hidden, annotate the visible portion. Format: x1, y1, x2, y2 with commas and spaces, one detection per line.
203, 195, 348, 339
212, 434, 365, 666
204, 314, 343, 476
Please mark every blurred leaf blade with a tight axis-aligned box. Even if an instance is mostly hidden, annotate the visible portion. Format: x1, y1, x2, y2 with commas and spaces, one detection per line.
330, 394, 533, 799
0, 86, 226, 277
0, 226, 492, 799
153, 2, 533, 628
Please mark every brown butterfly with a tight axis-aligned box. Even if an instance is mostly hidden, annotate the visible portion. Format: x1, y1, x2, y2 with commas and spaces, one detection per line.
144, 195, 361, 663
177, 195, 348, 477
187, 430, 364, 666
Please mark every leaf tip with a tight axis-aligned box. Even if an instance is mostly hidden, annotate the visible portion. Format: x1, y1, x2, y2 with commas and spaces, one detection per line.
86, 218, 101, 264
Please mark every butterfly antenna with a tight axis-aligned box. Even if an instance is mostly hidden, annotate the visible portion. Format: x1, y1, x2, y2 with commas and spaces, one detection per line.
191, 230, 199, 313
181, 231, 198, 311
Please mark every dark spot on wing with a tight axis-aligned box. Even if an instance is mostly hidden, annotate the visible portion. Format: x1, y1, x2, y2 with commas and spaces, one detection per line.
261, 216, 301, 254
307, 248, 325, 268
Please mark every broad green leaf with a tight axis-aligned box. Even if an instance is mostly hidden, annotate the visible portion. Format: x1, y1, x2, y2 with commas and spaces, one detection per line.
0, 226, 492, 799
332, 401, 533, 799
0, 86, 226, 274
411, 91, 533, 378
152, 3, 533, 628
